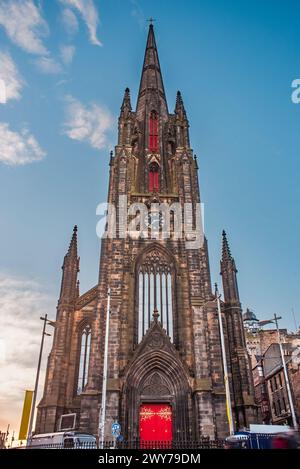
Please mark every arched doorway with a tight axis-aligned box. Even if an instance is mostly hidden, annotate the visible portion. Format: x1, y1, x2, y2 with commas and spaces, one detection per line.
120, 320, 193, 442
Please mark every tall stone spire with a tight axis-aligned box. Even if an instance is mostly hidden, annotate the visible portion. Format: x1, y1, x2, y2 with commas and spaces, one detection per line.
220, 230, 239, 304
120, 87, 132, 117
136, 24, 168, 121
67, 225, 78, 258
174, 90, 190, 148
59, 225, 80, 303
221, 230, 232, 262
118, 87, 132, 145
175, 91, 187, 120
220, 231, 256, 430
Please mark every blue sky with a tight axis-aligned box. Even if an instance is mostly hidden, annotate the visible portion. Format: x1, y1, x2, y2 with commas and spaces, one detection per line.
0, 0, 300, 431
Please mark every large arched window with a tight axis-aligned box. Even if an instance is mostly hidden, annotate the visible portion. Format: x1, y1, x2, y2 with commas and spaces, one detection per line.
149, 111, 158, 152
77, 325, 91, 394
137, 249, 174, 343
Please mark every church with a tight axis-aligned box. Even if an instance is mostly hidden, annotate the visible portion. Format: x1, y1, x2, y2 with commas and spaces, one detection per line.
36, 25, 258, 441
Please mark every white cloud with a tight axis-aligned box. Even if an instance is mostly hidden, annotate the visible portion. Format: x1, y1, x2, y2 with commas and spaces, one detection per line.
0, 0, 49, 55
0, 273, 55, 431
59, 0, 101, 46
61, 7, 79, 36
34, 56, 62, 74
63, 96, 113, 149
0, 122, 46, 165
60, 44, 75, 65
0, 51, 24, 103
130, 0, 145, 29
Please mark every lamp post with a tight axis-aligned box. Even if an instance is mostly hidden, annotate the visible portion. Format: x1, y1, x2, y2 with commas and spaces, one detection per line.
98, 287, 111, 449
27, 314, 56, 444
259, 314, 298, 430
215, 284, 235, 435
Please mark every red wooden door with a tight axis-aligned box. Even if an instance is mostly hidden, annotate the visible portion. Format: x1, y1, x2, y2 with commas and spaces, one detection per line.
139, 403, 172, 443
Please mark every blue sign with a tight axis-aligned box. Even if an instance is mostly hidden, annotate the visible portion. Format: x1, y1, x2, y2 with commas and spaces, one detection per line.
111, 422, 121, 437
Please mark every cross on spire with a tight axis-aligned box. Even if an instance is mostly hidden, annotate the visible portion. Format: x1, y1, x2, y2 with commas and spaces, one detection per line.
147, 17, 156, 25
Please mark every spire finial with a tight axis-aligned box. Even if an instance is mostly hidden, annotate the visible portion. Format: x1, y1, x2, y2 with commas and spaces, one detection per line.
222, 230, 232, 261
153, 307, 159, 323
194, 154, 198, 169
109, 150, 114, 166
147, 17, 156, 26
175, 90, 187, 119
120, 87, 132, 114
67, 225, 78, 258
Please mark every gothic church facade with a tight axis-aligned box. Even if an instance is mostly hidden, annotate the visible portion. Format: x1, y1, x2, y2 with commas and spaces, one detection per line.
36, 25, 258, 440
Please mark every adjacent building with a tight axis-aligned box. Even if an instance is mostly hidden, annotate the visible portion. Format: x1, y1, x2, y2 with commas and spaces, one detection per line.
244, 312, 300, 427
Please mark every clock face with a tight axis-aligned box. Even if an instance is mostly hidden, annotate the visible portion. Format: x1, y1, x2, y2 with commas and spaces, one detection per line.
144, 211, 164, 230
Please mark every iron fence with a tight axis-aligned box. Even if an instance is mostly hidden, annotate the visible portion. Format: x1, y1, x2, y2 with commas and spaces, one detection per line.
9, 434, 281, 450
14, 438, 226, 450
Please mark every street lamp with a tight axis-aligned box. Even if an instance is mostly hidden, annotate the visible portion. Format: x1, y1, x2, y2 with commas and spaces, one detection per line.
215, 284, 235, 435
27, 314, 56, 444
98, 287, 111, 449
258, 314, 298, 430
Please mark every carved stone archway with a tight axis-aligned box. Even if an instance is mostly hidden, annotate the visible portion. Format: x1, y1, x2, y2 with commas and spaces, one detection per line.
120, 319, 193, 440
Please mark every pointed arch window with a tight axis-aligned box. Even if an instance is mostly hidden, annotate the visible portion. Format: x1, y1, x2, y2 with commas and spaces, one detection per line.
149, 162, 159, 192
149, 111, 158, 152
77, 325, 91, 394
138, 250, 174, 343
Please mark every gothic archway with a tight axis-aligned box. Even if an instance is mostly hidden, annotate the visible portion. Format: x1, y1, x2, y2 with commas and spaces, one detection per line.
120, 321, 193, 441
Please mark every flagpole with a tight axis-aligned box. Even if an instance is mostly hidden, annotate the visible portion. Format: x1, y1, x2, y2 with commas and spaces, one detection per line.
98, 287, 111, 448
27, 314, 51, 446
215, 284, 235, 435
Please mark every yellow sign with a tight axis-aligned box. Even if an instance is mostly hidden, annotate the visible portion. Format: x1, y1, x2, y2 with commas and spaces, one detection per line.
19, 390, 33, 440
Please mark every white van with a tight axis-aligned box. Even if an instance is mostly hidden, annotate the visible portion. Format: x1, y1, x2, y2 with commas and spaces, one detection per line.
28, 431, 97, 449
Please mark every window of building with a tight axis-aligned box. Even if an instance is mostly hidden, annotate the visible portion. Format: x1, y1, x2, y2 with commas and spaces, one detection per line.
279, 373, 282, 387
137, 249, 174, 343
77, 325, 91, 394
149, 110, 158, 152
282, 397, 286, 412
278, 399, 282, 414
149, 162, 159, 192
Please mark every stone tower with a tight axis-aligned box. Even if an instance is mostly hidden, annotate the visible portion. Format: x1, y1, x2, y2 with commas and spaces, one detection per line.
36, 25, 258, 440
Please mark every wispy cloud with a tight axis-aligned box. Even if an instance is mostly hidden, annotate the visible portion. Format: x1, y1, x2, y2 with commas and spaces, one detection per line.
34, 56, 62, 74
0, 122, 46, 165
63, 95, 113, 149
61, 7, 79, 36
60, 44, 75, 65
59, 0, 102, 46
0, 273, 55, 431
0, 0, 49, 55
130, 0, 145, 29
0, 51, 24, 103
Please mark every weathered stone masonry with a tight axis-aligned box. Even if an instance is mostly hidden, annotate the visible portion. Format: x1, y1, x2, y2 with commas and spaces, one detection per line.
36, 25, 259, 439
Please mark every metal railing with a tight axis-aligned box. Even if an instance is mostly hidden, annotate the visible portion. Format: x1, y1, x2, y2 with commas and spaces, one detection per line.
15, 438, 226, 450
